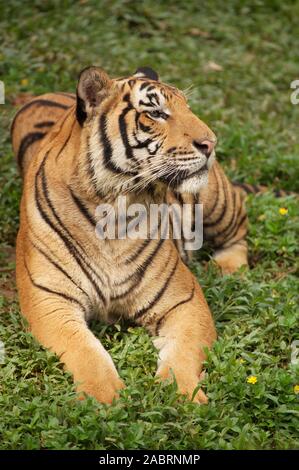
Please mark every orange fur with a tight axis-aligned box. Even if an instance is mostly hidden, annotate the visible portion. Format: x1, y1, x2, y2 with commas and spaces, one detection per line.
12, 66, 248, 404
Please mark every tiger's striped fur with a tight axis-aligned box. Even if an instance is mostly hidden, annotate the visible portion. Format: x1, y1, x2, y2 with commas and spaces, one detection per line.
11, 66, 248, 404
12, 95, 249, 275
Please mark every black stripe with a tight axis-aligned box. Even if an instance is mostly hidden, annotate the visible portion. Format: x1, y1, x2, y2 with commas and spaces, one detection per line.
119, 103, 134, 159
126, 239, 153, 263
69, 188, 96, 226
24, 257, 86, 312
139, 99, 154, 108
204, 167, 220, 220
218, 186, 247, 244
133, 137, 153, 150
233, 182, 256, 193
203, 177, 235, 231
17, 132, 45, 169
134, 111, 140, 129
99, 112, 136, 177
138, 121, 152, 133
147, 92, 160, 107
214, 188, 237, 238
100, 113, 122, 175
204, 173, 228, 228
112, 239, 164, 299
140, 82, 150, 91
34, 121, 55, 128
155, 281, 195, 335
123, 93, 131, 103
134, 255, 179, 321
125, 215, 162, 263
222, 213, 248, 246
17, 98, 69, 114
34, 155, 106, 304
29, 236, 89, 299
234, 182, 290, 198
173, 190, 184, 206
212, 192, 244, 244
121, 238, 164, 283
203, 193, 227, 229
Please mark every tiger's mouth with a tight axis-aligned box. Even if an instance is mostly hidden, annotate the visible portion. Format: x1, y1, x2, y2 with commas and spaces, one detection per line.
159, 163, 209, 188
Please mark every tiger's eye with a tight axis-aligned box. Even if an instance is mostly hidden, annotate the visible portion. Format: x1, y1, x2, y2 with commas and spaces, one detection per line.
149, 110, 162, 118
148, 110, 168, 119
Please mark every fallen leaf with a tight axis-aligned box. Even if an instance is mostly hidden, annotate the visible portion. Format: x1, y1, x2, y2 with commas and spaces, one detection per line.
189, 28, 210, 38
204, 61, 223, 72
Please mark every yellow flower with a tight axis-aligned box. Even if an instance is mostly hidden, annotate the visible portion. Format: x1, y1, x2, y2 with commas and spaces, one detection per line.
21, 78, 28, 86
294, 385, 299, 394
279, 207, 288, 216
238, 358, 245, 364
247, 375, 258, 384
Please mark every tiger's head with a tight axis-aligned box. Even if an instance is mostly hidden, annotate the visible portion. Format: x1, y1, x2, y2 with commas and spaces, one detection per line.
76, 66, 216, 196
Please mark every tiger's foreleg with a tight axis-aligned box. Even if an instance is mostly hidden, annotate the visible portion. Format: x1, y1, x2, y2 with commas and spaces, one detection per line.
213, 238, 248, 275
149, 269, 216, 404
28, 303, 124, 403
17, 258, 124, 404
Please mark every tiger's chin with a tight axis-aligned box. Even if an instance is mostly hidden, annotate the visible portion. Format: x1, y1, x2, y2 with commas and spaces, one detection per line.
174, 169, 210, 194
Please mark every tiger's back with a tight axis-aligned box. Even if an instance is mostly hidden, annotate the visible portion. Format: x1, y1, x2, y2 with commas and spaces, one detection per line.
11, 92, 75, 174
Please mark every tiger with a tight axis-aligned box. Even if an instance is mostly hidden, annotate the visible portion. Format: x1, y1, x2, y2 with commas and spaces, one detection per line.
11, 66, 249, 404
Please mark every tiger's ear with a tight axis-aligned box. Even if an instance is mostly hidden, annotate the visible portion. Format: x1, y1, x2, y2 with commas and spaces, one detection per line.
134, 67, 159, 81
76, 66, 112, 125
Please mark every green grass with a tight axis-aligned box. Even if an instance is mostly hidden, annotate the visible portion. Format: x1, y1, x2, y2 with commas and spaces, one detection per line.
0, 0, 299, 450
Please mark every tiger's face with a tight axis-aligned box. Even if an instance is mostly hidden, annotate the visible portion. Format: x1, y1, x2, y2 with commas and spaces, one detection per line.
77, 66, 217, 195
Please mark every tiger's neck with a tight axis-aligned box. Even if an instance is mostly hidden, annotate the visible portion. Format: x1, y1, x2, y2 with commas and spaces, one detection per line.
67, 116, 168, 209
48, 110, 168, 218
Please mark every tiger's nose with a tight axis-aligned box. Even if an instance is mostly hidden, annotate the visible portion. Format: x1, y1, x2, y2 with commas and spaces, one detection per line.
193, 139, 216, 158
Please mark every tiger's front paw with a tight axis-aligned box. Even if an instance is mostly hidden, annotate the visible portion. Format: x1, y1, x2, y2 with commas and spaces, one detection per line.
156, 364, 208, 404
213, 243, 248, 275
76, 370, 125, 404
